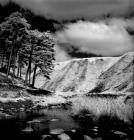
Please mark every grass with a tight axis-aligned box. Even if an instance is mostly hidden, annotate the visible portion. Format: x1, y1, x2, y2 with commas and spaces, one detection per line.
71, 94, 134, 125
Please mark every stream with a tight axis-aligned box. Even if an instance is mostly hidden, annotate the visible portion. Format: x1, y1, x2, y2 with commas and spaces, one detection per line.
0, 108, 132, 140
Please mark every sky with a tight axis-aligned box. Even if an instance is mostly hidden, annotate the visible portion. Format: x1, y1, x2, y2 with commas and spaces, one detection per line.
0, 0, 134, 61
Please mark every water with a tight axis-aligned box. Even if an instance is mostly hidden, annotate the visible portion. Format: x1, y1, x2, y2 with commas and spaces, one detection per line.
0, 109, 83, 140
0, 109, 132, 140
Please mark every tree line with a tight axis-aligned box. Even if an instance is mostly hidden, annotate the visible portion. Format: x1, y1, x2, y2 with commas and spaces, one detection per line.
0, 12, 55, 87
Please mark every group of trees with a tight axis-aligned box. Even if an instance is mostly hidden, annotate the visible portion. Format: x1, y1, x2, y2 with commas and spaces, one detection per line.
0, 12, 55, 87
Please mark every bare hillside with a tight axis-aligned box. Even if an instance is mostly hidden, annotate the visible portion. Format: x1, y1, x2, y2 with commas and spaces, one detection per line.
89, 52, 134, 93
42, 56, 120, 93
42, 52, 134, 94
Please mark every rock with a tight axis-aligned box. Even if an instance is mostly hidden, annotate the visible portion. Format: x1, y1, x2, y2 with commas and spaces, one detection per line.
92, 129, 98, 132
113, 131, 127, 137
83, 135, 92, 140
0, 108, 4, 111
58, 133, 71, 140
92, 127, 98, 132
83, 135, 102, 140
27, 119, 41, 124
50, 129, 64, 135
94, 126, 98, 129
71, 129, 76, 133
20, 108, 25, 111
22, 127, 33, 133
41, 135, 52, 140
50, 119, 59, 122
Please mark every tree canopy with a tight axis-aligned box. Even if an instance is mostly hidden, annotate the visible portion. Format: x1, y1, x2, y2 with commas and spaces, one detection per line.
0, 12, 55, 87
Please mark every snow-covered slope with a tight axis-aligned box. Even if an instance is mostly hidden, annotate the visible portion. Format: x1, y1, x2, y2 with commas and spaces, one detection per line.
42, 55, 121, 93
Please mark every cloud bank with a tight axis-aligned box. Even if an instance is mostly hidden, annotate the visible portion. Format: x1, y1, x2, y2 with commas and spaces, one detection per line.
56, 19, 134, 57
0, 0, 133, 20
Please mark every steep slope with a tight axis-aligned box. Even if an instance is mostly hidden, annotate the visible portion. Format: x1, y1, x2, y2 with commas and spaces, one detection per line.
42, 56, 119, 93
89, 52, 134, 93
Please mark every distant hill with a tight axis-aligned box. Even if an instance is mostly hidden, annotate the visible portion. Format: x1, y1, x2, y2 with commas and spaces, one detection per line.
42, 52, 134, 94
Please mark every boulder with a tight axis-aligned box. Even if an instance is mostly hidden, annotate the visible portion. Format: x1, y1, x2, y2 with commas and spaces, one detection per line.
22, 127, 33, 133
113, 131, 127, 138
83, 135, 92, 140
71, 129, 76, 133
41, 135, 52, 140
50, 129, 64, 135
27, 119, 41, 124
58, 133, 71, 140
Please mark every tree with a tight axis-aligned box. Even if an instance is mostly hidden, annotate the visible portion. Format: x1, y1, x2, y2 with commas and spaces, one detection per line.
22, 30, 55, 87
31, 31, 55, 87
0, 12, 55, 87
0, 27, 6, 68
0, 12, 30, 78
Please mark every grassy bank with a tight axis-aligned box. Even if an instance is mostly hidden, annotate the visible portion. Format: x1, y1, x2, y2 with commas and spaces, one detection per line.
70, 93, 134, 129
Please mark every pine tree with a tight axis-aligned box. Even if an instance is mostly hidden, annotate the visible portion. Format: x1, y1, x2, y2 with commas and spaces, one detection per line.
0, 12, 30, 78
31, 31, 55, 87
21, 30, 55, 87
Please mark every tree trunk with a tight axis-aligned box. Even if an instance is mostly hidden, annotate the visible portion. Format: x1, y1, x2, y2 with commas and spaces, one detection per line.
20, 66, 22, 79
25, 65, 29, 85
25, 44, 33, 86
7, 45, 14, 77
25, 58, 31, 85
32, 65, 37, 87
28, 61, 31, 85
17, 64, 20, 78
12, 51, 17, 80
1, 48, 5, 68
17, 53, 20, 77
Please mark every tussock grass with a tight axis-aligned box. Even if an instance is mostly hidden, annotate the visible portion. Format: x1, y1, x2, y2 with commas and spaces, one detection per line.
71, 94, 134, 125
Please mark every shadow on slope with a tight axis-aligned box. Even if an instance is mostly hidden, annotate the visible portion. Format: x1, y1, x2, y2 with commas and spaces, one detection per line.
88, 52, 134, 94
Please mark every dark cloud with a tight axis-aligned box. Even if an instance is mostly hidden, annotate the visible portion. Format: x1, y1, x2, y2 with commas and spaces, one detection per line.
0, 0, 134, 61
0, 0, 133, 20
0, 2, 58, 31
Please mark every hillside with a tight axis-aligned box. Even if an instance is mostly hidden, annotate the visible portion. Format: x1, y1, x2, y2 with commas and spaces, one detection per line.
89, 52, 134, 93
42, 52, 134, 94
42, 56, 119, 93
